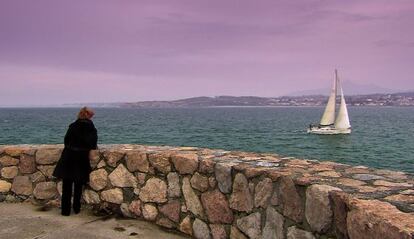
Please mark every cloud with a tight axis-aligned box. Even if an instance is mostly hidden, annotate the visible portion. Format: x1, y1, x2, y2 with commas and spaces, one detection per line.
0, 0, 413, 105
375, 40, 414, 48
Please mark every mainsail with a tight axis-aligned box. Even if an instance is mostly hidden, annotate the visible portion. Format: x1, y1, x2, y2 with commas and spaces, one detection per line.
334, 86, 351, 129
319, 70, 338, 126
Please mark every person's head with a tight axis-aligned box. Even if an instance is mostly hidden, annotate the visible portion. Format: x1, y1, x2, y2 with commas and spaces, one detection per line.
77, 107, 95, 120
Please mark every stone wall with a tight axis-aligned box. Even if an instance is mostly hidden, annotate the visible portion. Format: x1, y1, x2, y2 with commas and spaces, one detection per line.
0, 144, 413, 239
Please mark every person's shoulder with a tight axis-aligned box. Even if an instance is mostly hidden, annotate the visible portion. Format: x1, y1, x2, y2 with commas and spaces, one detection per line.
69, 121, 77, 128
76, 119, 92, 124
77, 119, 96, 128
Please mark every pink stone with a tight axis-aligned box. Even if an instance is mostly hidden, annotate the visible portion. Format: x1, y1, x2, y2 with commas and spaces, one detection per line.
126, 151, 149, 172
128, 200, 142, 217
254, 177, 273, 208
201, 190, 233, 224
199, 158, 215, 174
148, 153, 171, 174
347, 198, 414, 239
279, 176, 303, 223
19, 154, 36, 174
159, 200, 181, 222
190, 172, 209, 192
0, 155, 19, 166
210, 224, 227, 239
171, 153, 199, 174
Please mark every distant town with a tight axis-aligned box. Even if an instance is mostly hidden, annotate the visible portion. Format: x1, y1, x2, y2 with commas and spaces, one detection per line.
69, 91, 414, 108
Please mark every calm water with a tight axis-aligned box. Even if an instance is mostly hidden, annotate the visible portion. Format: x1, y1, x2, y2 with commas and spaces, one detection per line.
0, 107, 413, 173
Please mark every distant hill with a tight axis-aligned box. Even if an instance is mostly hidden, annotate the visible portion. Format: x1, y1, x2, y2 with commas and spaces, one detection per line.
117, 92, 414, 108
288, 81, 398, 96
120, 96, 281, 108
60, 91, 414, 108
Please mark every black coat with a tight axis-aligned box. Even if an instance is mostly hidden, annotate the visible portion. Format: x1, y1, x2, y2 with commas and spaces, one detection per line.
53, 119, 98, 184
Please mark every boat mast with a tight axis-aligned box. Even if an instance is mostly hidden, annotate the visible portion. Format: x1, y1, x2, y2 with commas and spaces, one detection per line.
335, 69, 338, 100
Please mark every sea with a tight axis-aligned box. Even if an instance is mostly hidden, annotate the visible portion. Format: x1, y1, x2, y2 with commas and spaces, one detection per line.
0, 107, 413, 174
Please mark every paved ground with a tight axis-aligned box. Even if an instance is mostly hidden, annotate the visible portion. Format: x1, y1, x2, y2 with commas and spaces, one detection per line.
0, 202, 187, 239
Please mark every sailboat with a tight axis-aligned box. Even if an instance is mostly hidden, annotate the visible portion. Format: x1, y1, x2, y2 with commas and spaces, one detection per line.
308, 69, 351, 134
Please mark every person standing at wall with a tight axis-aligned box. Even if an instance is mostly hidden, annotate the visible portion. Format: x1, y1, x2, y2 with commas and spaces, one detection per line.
53, 107, 98, 216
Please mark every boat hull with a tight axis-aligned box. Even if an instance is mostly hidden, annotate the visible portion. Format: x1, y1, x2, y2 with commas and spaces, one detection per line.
307, 126, 351, 135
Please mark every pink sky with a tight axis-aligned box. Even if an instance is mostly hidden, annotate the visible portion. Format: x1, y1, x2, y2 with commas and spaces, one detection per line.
1, 0, 414, 105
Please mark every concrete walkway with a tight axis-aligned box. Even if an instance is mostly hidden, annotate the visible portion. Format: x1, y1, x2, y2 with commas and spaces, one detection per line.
0, 202, 187, 239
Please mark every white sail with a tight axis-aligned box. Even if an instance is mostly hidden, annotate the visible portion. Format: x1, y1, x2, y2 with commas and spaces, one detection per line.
319, 71, 337, 126
334, 86, 351, 129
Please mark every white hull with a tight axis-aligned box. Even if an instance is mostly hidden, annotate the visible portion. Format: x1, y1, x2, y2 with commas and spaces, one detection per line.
307, 126, 351, 135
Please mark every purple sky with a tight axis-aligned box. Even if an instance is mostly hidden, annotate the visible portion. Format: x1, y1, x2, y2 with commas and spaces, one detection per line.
1, 0, 414, 105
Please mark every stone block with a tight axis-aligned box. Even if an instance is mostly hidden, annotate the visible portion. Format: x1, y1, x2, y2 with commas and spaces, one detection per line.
330, 191, 350, 239
101, 188, 123, 204
35, 148, 61, 165
156, 217, 175, 229
230, 226, 247, 239
33, 181, 57, 199
89, 168, 108, 191
215, 163, 232, 193
108, 164, 138, 188
148, 153, 171, 174
210, 224, 227, 239
37, 165, 55, 178
103, 150, 124, 167
229, 173, 253, 213
1, 166, 18, 179
11, 176, 33, 195
279, 176, 303, 223
4, 146, 29, 157
136, 172, 147, 185
262, 207, 284, 239
171, 153, 199, 174
29, 171, 46, 183
126, 151, 149, 172
236, 212, 261, 239
182, 177, 204, 217
347, 198, 414, 239
0, 155, 19, 166
287, 226, 315, 239
167, 172, 181, 198
159, 200, 181, 222
83, 189, 100, 204
201, 189, 233, 224
96, 160, 106, 168
128, 200, 142, 217
208, 177, 217, 189
139, 177, 167, 203
199, 157, 215, 174
0, 180, 12, 193
305, 184, 342, 233
120, 203, 133, 218
373, 180, 412, 188
254, 177, 273, 208
19, 154, 36, 174
142, 203, 158, 221
191, 172, 209, 192
179, 216, 193, 236
193, 219, 211, 239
